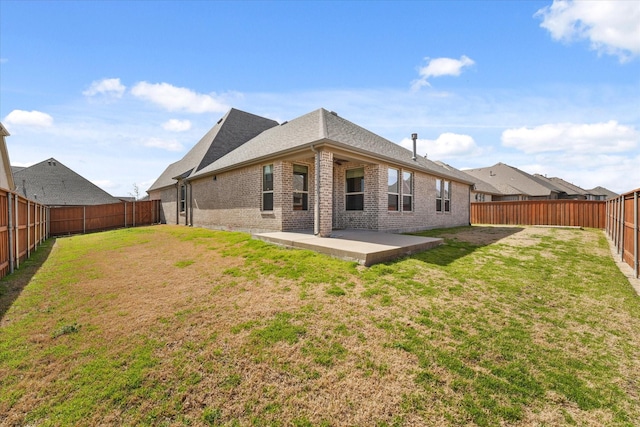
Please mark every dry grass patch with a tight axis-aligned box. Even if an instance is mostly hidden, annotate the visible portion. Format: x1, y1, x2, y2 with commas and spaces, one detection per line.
1, 224, 639, 426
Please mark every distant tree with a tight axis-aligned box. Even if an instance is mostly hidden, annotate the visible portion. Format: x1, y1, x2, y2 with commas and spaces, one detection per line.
129, 183, 140, 200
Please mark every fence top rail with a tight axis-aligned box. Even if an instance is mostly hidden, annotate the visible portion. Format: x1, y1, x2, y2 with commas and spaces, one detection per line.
472, 199, 605, 205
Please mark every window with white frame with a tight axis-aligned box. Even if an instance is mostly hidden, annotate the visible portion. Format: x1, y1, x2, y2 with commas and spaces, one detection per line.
402, 171, 413, 211
293, 164, 308, 211
436, 178, 451, 212
262, 164, 274, 211
345, 168, 364, 211
179, 184, 186, 213
444, 180, 451, 212
388, 168, 399, 211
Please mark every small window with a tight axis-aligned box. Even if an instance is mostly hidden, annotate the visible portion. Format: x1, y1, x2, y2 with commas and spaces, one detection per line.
263, 164, 274, 211
436, 179, 450, 212
388, 168, 399, 211
346, 168, 364, 211
293, 164, 308, 211
179, 184, 186, 213
402, 171, 413, 211
444, 180, 451, 212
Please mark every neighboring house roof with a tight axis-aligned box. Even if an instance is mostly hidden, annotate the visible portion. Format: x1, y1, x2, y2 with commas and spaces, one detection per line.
0, 122, 16, 191
463, 163, 560, 198
192, 108, 474, 185
436, 161, 502, 195
587, 186, 618, 199
13, 158, 120, 206
534, 175, 588, 197
147, 108, 279, 192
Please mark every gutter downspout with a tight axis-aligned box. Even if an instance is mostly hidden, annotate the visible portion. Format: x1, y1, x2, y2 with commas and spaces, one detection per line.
311, 144, 320, 235
188, 180, 193, 227
175, 183, 179, 225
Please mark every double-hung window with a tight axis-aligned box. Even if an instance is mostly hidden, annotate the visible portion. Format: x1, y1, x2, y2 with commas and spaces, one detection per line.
293, 164, 308, 211
179, 184, 186, 213
346, 168, 364, 211
388, 168, 399, 211
262, 164, 274, 211
402, 171, 413, 211
436, 178, 451, 212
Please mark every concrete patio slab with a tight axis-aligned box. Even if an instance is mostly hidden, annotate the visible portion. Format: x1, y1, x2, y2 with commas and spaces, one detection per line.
254, 230, 443, 266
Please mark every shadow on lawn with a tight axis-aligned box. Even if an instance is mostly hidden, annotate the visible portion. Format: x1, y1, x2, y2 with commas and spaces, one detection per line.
0, 238, 56, 322
408, 226, 525, 266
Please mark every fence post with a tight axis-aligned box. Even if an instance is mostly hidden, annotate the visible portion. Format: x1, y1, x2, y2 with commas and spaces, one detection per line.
27, 199, 30, 258
14, 195, 19, 269
83, 206, 86, 234
634, 191, 638, 279
133, 201, 136, 227
7, 192, 14, 274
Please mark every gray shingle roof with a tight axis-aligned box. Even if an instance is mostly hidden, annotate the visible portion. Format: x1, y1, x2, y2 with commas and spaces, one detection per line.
13, 158, 120, 206
463, 163, 560, 197
436, 161, 502, 195
534, 175, 588, 196
587, 186, 618, 199
192, 108, 473, 185
147, 108, 279, 192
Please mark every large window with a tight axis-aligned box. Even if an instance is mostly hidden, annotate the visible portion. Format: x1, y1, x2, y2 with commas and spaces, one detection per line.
263, 164, 274, 211
388, 168, 399, 211
346, 168, 364, 211
402, 171, 413, 211
293, 164, 308, 211
436, 178, 451, 212
179, 184, 186, 213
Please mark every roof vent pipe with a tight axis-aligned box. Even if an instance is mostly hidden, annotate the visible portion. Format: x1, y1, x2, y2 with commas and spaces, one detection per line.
411, 133, 418, 161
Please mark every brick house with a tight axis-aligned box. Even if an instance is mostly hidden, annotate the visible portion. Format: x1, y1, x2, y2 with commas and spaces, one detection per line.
148, 108, 474, 236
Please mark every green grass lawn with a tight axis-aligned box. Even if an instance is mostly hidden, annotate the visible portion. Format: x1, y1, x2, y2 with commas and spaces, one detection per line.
0, 225, 638, 426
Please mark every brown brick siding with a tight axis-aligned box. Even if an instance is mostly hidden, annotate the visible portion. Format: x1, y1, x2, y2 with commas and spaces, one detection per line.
189, 163, 283, 233
158, 154, 470, 234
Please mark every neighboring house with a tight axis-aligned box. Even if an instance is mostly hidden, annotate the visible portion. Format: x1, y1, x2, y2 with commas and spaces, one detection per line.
463, 163, 563, 201
149, 107, 474, 236
585, 186, 618, 201
13, 158, 120, 206
436, 161, 502, 203
0, 123, 16, 192
534, 175, 589, 200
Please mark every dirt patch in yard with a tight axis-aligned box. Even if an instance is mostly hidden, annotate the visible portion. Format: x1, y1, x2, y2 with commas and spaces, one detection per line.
1, 224, 639, 427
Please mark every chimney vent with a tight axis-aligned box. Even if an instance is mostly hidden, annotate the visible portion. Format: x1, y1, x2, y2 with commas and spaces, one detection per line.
411, 133, 418, 161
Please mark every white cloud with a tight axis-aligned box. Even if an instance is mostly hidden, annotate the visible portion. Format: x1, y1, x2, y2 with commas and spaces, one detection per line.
83, 78, 126, 98
501, 121, 638, 154
4, 110, 54, 127
162, 119, 192, 132
92, 179, 116, 189
536, 0, 640, 62
142, 137, 183, 151
411, 55, 475, 90
131, 81, 229, 113
399, 132, 482, 160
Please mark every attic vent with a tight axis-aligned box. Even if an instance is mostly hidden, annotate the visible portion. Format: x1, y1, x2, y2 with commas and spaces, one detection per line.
330, 111, 338, 116
281, 121, 288, 126
217, 118, 223, 124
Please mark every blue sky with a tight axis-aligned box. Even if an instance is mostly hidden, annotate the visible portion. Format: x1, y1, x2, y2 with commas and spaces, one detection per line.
1, 0, 639, 197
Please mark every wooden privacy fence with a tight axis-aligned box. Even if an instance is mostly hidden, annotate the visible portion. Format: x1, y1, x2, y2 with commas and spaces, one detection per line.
49, 200, 161, 236
0, 189, 48, 279
606, 189, 639, 279
471, 199, 606, 229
